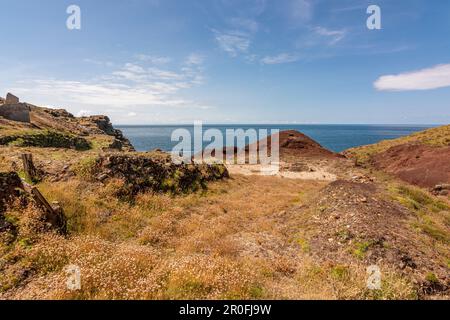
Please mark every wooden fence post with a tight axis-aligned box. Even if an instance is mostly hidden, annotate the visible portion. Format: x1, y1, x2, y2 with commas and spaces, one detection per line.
21, 153, 39, 183
31, 187, 67, 234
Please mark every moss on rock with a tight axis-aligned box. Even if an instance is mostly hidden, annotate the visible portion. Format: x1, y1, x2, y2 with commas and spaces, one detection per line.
77, 153, 229, 198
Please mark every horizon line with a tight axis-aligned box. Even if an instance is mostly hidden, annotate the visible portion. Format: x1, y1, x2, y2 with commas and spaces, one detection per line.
114, 123, 442, 127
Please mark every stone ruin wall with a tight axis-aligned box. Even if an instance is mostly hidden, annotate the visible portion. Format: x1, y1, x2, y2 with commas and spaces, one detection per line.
0, 93, 31, 123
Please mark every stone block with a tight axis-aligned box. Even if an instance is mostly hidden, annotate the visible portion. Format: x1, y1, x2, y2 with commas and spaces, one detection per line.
6, 93, 19, 104
0, 103, 31, 123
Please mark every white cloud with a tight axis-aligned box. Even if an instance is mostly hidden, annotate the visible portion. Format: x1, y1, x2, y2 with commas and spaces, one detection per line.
147, 68, 185, 80
12, 54, 209, 110
374, 64, 450, 91
83, 59, 115, 67
76, 110, 93, 117
135, 54, 171, 64
261, 53, 299, 65
185, 53, 204, 66
313, 27, 347, 45
214, 30, 251, 57
123, 63, 146, 74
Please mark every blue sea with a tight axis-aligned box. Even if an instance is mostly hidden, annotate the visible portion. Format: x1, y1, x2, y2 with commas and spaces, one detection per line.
116, 124, 434, 153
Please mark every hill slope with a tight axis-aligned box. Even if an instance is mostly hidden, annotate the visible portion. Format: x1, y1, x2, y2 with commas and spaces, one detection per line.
0, 94, 134, 152
344, 125, 450, 189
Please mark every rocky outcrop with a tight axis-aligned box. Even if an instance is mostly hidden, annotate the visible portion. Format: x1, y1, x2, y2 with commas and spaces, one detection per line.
29, 109, 134, 151
78, 115, 135, 151
6, 93, 19, 104
0, 172, 25, 213
0, 103, 31, 123
0, 93, 31, 123
0, 172, 24, 243
0, 92, 135, 152
84, 153, 229, 197
431, 184, 450, 196
42, 108, 74, 119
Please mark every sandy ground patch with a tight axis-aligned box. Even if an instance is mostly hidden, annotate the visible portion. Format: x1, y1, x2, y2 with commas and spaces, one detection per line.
226, 163, 337, 181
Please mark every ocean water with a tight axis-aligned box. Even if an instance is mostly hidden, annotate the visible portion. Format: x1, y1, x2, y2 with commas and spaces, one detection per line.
116, 124, 434, 153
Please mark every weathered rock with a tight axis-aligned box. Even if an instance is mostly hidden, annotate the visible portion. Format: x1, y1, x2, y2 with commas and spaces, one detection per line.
430, 184, 450, 196
0, 103, 31, 123
89, 115, 116, 135
0, 93, 136, 151
0, 172, 25, 213
0, 216, 17, 244
87, 153, 229, 197
43, 108, 74, 118
0, 173, 24, 244
6, 92, 19, 104
78, 115, 135, 151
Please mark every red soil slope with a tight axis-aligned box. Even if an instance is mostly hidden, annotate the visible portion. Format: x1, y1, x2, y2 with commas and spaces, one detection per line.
246, 130, 342, 160
372, 143, 450, 188
203, 130, 341, 162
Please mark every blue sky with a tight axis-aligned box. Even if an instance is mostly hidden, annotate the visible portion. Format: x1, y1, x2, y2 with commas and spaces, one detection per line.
0, 0, 449, 124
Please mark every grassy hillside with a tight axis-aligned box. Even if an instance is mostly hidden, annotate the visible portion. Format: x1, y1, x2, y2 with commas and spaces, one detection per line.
344, 125, 450, 165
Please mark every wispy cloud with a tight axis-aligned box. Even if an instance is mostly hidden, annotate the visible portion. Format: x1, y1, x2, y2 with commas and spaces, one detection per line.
76, 110, 93, 117
374, 63, 450, 91
83, 58, 115, 67
185, 53, 204, 65
261, 53, 299, 65
135, 54, 171, 64
12, 54, 210, 110
214, 30, 251, 57
313, 27, 347, 45
213, 12, 261, 58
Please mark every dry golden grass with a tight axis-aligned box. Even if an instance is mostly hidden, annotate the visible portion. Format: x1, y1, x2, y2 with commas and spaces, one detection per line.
1, 171, 420, 300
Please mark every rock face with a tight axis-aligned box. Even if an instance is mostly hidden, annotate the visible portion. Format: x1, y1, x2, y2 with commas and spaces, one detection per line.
80, 115, 135, 151
0, 172, 25, 213
0, 103, 31, 123
90, 153, 229, 197
0, 93, 30, 123
0, 173, 24, 244
430, 184, 450, 196
6, 93, 19, 104
0, 92, 134, 151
